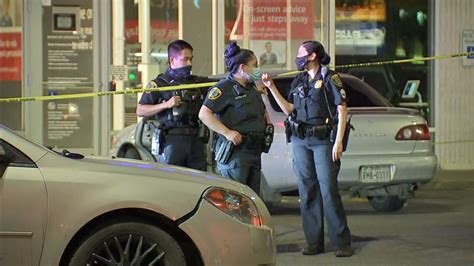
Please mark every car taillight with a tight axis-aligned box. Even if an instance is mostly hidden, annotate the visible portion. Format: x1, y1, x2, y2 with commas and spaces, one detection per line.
395, 124, 430, 141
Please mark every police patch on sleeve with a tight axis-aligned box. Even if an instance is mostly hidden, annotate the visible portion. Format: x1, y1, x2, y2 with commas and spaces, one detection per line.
208, 87, 222, 100
331, 74, 343, 87
146, 81, 158, 92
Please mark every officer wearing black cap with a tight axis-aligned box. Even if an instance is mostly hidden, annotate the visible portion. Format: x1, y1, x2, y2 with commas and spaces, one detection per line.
137, 39, 211, 171
198, 42, 270, 194
262, 40, 353, 257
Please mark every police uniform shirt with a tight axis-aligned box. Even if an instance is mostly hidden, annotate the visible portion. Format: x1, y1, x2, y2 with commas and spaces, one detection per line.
139, 72, 210, 127
203, 77, 266, 134
287, 70, 347, 125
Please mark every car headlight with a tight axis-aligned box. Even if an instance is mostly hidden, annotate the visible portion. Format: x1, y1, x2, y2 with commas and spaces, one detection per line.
204, 187, 263, 226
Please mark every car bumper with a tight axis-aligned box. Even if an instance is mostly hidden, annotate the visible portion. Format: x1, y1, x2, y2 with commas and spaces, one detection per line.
179, 200, 276, 265
339, 153, 438, 187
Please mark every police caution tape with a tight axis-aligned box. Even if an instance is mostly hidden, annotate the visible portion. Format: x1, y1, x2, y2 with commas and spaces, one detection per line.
1, 51, 473, 103
335, 51, 474, 69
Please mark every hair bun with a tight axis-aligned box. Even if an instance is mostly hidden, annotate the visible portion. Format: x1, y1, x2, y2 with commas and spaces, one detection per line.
320, 53, 331, 65
224, 42, 241, 59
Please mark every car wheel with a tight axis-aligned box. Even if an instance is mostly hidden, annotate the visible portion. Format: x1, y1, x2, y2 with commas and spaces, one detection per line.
69, 222, 186, 266
368, 196, 406, 212
124, 148, 141, 160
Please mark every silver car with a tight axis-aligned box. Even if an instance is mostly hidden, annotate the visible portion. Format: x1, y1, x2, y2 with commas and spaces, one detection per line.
0, 124, 276, 265
110, 73, 437, 212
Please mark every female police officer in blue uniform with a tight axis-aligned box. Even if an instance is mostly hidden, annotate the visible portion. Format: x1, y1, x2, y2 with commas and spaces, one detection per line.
198, 42, 269, 195
262, 41, 353, 257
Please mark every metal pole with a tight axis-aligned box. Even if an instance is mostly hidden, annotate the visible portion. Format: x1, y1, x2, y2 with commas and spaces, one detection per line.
137, 0, 151, 120
112, 0, 125, 130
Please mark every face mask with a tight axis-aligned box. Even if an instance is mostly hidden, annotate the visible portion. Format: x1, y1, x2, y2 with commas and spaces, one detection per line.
295, 55, 309, 71
169, 65, 192, 79
248, 67, 262, 82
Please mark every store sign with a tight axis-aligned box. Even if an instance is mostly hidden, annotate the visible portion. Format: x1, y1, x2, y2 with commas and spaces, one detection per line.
0, 31, 22, 81
336, 23, 385, 55
42, 4, 94, 148
110, 65, 128, 81
462, 30, 474, 67
230, 0, 314, 40
124, 20, 178, 43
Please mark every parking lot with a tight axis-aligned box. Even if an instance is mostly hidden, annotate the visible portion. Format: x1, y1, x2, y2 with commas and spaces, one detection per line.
273, 170, 474, 265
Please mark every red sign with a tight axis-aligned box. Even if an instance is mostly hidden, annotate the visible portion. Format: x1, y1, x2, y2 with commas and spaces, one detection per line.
230, 0, 314, 40
0, 31, 22, 81
125, 20, 178, 43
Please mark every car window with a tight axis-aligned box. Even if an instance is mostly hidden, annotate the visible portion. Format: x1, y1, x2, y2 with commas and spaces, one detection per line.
344, 83, 378, 107
0, 139, 35, 166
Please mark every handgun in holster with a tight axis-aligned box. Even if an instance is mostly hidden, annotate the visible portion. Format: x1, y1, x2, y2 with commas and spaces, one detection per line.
214, 137, 234, 164
262, 124, 274, 153
148, 120, 165, 156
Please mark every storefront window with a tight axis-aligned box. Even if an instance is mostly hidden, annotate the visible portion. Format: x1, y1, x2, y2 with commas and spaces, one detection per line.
0, 0, 22, 130
225, 0, 325, 70
335, 0, 431, 123
119, 0, 178, 126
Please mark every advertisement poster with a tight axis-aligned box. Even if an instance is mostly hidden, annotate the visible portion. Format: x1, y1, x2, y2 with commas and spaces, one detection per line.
229, 0, 314, 41
0, 0, 23, 130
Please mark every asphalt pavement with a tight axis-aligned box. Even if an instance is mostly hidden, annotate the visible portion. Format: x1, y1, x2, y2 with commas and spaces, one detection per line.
272, 169, 474, 266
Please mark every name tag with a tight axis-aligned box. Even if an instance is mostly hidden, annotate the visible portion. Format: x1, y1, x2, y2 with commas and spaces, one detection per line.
235, 95, 247, 100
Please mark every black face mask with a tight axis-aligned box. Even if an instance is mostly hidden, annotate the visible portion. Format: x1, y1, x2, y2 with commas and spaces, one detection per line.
295, 55, 309, 71
169, 65, 192, 79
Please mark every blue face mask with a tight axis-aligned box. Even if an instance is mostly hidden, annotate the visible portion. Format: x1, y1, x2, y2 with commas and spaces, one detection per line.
169, 65, 192, 79
295, 55, 309, 71
248, 67, 262, 82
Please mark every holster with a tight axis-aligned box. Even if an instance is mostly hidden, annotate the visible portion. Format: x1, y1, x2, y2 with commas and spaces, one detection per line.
262, 124, 274, 153
148, 121, 165, 156
286, 116, 304, 139
214, 136, 234, 164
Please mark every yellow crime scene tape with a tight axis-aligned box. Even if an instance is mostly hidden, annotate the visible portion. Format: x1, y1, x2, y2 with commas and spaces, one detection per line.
1, 51, 474, 145
0, 51, 473, 103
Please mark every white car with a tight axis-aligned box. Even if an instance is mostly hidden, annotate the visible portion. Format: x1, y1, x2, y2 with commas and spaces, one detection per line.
0, 124, 276, 265
110, 73, 437, 212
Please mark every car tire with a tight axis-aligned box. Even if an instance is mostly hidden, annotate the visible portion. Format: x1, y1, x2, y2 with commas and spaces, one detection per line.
124, 148, 141, 160
68, 222, 186, 266
368, 196, 406, 212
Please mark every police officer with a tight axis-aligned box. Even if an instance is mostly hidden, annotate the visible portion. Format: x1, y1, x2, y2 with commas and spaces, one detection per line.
262, 41, 353, 257
198, 42, 269, 194
137, 40, 210, 171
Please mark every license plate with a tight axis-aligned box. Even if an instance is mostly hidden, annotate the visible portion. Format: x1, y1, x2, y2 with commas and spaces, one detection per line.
359, 165, 394, 183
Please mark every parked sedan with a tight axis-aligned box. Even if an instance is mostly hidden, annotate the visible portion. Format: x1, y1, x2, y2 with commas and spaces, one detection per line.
110, 73, 437, 212
0, 124, 276, 265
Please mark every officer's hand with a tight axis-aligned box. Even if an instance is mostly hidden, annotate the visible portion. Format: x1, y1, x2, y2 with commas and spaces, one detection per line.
224, 130, 242, 146
261, 73, 275, 89
332, 141, 343, 162
254, 81, 268, 95
167, 96, 182, 108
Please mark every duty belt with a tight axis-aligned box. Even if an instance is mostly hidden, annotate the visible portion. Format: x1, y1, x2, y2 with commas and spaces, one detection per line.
303, 124, 330, 138
287, 118, 330, 139
166, 127, 199, 136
